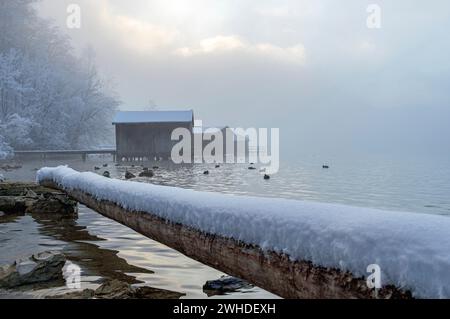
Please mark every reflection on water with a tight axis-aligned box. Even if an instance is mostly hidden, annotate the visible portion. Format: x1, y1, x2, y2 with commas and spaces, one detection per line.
0, 208, 275, 298
1, 154, 450, 299
0, 158, 277, 298
31, 212, 154, 285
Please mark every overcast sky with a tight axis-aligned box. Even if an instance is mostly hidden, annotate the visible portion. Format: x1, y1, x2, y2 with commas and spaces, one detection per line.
36, 0, 450, 159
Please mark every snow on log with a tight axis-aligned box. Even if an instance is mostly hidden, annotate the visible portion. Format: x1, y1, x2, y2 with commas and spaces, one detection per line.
37, 166, 450, 298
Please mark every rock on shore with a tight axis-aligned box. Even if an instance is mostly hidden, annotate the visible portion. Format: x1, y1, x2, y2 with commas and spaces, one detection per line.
50, 279, 185, 299
0, 163, 22, 171
0, 182, 77, 215
0, 251, 66, 288
203, 276, 254, 296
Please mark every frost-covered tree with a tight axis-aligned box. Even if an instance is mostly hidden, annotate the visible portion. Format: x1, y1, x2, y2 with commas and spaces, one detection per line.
0, 134, 13, 159
0, 0, 119, 153
0, 113, 33, 149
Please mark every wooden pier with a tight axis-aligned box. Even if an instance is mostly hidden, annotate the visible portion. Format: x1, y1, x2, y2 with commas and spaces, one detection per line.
14, 149, 117, 161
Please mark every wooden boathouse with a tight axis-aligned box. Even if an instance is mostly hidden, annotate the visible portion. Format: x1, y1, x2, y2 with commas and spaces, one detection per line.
113, 110, 194, 161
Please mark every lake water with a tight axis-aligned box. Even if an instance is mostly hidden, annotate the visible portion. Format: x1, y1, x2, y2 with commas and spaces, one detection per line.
1, 154, 450, 298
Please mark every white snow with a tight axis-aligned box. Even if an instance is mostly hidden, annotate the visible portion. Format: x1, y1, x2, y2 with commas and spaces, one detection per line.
37, 165, 450, 298
193, 126, 225, 134
113, 110, 194, 124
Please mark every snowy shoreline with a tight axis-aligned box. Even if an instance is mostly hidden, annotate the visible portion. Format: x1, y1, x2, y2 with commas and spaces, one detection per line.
37, 166, 450, 298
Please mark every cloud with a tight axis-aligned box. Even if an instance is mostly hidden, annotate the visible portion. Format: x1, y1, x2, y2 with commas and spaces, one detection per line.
97, 4, 179, 54
174, 35, 306, 64
40, 0, 306, 64
175, 35, 245, 55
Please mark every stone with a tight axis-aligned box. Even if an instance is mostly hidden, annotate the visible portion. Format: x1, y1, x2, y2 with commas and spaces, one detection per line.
24, 189, 38, 198
0, 196, 24, 213
25, 196, 77, 215
138, 170, 154, 178
0, 182, 77, 215
203, 170, 209, 175
133, 286, 185, 299
52, 289, 95, 299
94, 279, 133, 299
125, 171, 135, 179
49, 279, 185, 299
0, 251, 66, 288
0, 163, 22, 171
203, 276, 253, 296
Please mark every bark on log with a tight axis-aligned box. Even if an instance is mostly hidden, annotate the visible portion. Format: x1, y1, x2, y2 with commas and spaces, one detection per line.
40, 180, 412, 299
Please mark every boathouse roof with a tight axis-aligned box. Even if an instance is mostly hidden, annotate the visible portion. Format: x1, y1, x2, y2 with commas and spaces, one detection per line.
113, 110, 194, 124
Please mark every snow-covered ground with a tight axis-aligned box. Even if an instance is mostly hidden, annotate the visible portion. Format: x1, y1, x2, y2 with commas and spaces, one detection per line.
37, 166, 450, 298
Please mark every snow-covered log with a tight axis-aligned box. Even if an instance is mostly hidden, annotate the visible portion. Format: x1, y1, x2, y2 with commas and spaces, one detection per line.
37, 166, 450, 298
